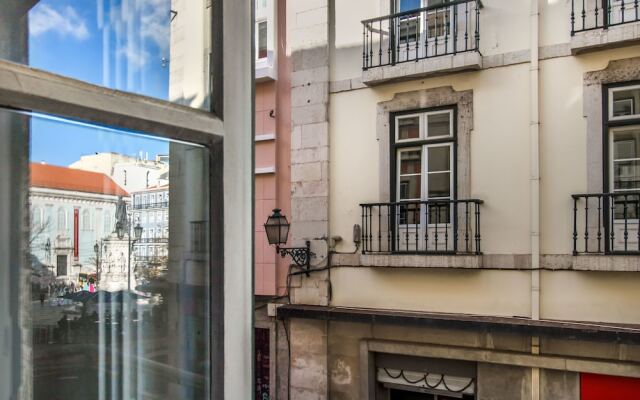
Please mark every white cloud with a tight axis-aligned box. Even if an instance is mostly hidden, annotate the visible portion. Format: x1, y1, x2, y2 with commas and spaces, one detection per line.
30, 4, 90, 41
140, 0, 171, 54
118, 45, 150, 69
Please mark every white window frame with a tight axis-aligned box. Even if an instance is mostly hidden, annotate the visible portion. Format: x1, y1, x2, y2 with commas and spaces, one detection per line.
609, 84, 640, 121
395, 109, 455, 229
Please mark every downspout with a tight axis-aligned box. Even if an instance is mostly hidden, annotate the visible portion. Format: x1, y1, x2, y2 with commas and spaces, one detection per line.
530, 1, 541, 400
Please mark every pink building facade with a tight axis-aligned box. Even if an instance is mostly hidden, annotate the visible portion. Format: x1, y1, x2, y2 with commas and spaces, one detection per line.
254, 0, 290, 298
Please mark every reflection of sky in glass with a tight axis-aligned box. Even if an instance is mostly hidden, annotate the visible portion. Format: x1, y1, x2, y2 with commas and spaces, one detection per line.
29, 0, 170, 99
399, 0, 422, 12
28, 0, 171, 166
30, 113, 170, 167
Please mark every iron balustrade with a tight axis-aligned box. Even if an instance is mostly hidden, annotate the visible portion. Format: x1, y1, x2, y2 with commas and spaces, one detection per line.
132, 201, 169, 210
361, 0, 481, 71
572, 192, 640, 255
571, 0, 640, 35
360, 199, 483, 255
135, 237, 169, 243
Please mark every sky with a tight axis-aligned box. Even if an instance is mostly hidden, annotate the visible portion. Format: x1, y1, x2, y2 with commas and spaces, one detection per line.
28, 0, 171, 166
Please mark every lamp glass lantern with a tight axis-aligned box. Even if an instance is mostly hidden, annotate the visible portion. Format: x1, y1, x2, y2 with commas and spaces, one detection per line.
133, 223, 143, 240
264, 208, 290, 246
263, 208, 313, 275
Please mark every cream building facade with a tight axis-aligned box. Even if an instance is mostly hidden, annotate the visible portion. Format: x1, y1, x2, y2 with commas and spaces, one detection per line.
271, 1, 640, 399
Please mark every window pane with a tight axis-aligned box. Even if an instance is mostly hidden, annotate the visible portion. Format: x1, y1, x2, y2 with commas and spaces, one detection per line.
613, 128, 640, 160
398, 117, 420, 140
398, 0, 422, 12
428, 172, 450, 198
614, 161, 640, 190
258, 21, 268, 59
400, 150, 422, 174
1, 0, 211, 109
428, 146, 450, 172
612, 87, 640, 118
399, 176, 421, 200
25, 110, 211, 400
427, 112, 451, 137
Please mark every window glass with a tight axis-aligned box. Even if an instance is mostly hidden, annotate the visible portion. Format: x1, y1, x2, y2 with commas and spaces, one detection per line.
397, 0, 422, 12
427, 112, 451, 137
427, 146, 450, 172
0, 0, 212, 109
612, 127, 640, 191
26, 110, 211, 400
398, 116, 420, 141
611, 86, 640, 118
258, 20, 268, 59
399, 150, 422, 200
428, 172, 451, 198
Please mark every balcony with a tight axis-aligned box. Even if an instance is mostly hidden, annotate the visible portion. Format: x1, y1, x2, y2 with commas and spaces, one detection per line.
361, 0, 482, 86
570, 0, 640, 54
360, 199, 483, 255
571, 192, 640, 271
132, 201, 169, 210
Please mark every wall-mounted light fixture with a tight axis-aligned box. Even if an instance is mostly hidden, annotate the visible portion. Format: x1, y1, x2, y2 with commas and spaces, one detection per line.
264, 209, 313, 276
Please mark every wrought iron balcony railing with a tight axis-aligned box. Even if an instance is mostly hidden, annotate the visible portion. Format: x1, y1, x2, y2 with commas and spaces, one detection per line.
571, 0, 640, 35
132, 201, 168, 210
360, 199, 483, 255
361, 0, 481, 70
572, 192, 640, 255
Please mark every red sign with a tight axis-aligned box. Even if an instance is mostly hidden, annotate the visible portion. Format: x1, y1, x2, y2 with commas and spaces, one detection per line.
74, 209, 79, 260
581, 373, 640, 400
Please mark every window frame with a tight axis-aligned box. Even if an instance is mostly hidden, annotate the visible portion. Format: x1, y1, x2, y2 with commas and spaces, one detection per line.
604, 82, 640, 193
0, 0, 256, 397
391, 106, 457, 234
256, 19, 268, 61
608, 84, 640, 121
603, 82, 640, 253
391, 106, 457, 202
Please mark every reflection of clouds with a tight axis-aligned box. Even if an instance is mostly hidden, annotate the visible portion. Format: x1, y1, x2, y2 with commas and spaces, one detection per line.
30, 4, 90, 41
118, 46, 151, 69
140, 0, 171, 54
107, 0, 170, 70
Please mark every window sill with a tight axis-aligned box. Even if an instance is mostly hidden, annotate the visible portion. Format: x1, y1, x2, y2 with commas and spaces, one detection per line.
362, 51, 482, 86
571, 22, 640, 54
255, 62, 277, 82
572, 254, 640, 272
333, 253, 482, 269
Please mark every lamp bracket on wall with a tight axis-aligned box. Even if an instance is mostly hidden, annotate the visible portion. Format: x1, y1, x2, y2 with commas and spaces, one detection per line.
276, 241, 314, 276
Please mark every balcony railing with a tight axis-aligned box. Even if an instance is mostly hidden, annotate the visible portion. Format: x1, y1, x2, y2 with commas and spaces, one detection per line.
360, 199, 483, 255
571, 0, 640, 35
132, 201, 168, 210
361, 0, 481, 70
572, 192, 640, 255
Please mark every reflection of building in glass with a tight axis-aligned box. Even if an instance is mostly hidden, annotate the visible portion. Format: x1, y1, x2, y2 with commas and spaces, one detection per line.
29, 163, 128, 283
132, 185, 169, 263
70, 152, 169, 193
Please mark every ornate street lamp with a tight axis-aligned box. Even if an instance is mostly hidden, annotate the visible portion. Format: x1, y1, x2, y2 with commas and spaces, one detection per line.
114, 198, 144, 290
94, 241, 100, 284
264, 209, 313, 276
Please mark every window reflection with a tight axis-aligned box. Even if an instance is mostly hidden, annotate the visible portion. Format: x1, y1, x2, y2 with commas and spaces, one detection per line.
25, 110, 211, 400
1, 0, 212, 109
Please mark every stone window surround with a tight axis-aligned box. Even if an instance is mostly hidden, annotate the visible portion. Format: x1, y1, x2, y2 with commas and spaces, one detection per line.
377, 86, 473, 204
584, 57, 640, 194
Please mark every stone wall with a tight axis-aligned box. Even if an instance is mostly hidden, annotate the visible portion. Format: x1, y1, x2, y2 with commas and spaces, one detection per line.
288, 0, 331, 306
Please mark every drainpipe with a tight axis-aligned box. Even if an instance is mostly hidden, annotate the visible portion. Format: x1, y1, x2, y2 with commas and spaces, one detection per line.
530, 1, 541, 400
